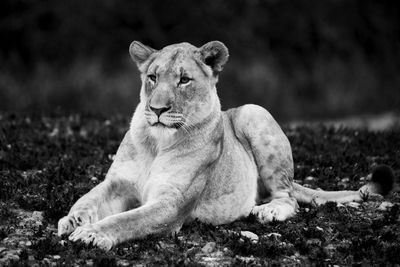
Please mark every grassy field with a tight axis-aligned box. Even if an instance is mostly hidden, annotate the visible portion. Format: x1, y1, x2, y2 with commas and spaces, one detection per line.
0, 113, 399, 266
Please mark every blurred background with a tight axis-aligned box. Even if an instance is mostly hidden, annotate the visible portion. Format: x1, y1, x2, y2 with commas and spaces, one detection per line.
1, 0, 399, 122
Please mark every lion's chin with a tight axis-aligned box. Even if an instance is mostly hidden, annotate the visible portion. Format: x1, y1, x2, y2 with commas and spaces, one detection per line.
148, 124, 178, 145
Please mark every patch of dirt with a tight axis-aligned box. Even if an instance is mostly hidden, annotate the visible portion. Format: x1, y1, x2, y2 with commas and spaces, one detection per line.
0, 113, 399, 266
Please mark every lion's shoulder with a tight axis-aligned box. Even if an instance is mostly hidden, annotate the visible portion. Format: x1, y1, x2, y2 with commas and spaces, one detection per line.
225, 104, 277, 133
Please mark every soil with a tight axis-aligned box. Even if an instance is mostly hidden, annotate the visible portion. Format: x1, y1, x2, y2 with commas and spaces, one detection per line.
0, 113, 399, 266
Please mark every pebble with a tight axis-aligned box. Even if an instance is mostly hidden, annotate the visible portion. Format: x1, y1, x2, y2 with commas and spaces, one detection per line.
341, 177, 350, 183
32, 211, 44, 222
324, 244, 336, 256
266, 232, 281, 240
91, 177, 98, 181
378, 201, 394, 211
53, 255, 61, 260
305, 176, 315, 182
43, 258, 51, 265
240, 231, 259, 243
201, 242, 216, 253
186, 247, 201, 257
117, 260, 130, 266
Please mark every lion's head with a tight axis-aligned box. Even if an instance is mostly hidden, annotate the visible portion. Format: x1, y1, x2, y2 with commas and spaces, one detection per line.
129, 41, 228, 137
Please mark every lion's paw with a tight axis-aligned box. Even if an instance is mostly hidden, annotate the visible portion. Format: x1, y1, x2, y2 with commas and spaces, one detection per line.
251, 201, 296, 223
69, 224, 114, 251
58, 209, 97, 236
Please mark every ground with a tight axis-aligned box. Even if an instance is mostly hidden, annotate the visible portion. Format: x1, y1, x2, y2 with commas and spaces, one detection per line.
0, 113, 399, 266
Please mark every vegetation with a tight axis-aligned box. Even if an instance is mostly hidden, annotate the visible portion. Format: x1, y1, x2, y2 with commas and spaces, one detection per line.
0, 113, 399, 265
1, 0, 399, 120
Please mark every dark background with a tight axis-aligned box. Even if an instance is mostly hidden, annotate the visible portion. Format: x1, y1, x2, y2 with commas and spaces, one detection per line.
1, 0, 399, 122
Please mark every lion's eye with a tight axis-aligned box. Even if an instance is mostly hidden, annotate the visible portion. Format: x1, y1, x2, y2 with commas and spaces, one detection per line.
179, 77, 191, 84
148, 74, 157, 82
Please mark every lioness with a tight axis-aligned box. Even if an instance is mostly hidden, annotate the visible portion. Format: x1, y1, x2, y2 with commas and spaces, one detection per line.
58, 41, 394, 250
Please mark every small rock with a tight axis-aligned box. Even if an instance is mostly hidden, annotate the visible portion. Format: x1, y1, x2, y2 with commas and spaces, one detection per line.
341, 178, 350, 183
202, 242, 216, 253
59, 240, 67, 246
32, 211, 44, 222
236, 255, 256, 264
266, 232, 281, 240
86, 259, 94, 266
116, 260, 130, 266
316, 226, 323, 231
43, 258, 51, 265
53, 255, 61, 260
240, 231, 259, 243
324, 244, 336, 256
186, 247, 201, 257
378, 201, 394, 211
91, 176, 98, 182
305, 176, 315, 182
158, 241, 166, 249
26, 241, 32, 246
303, 184, 312, 188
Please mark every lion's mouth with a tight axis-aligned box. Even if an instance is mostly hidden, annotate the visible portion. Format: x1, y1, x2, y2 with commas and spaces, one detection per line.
150, 121, 182, 129
152, 122, 167, 127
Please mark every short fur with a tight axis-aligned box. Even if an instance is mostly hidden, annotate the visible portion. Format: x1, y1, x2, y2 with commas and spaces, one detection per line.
58, 41, 394, 250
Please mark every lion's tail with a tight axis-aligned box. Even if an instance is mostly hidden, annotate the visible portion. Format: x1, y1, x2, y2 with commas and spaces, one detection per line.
292, 165, 395, 205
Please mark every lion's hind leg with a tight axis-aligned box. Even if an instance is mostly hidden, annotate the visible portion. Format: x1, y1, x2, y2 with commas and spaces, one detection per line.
230, 104, 298, 223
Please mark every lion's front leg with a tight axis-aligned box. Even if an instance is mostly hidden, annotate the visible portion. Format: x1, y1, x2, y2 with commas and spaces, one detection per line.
58, 131, 142, 236
58, 182, 106, 236
58, 178, 138, 236
69, 186, 188, 250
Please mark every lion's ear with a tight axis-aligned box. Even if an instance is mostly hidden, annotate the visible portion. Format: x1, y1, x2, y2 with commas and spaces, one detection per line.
129, 41, 157, 68
199, 41, 229, 74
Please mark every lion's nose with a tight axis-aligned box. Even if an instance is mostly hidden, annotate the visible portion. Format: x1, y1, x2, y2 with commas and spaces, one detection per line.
149, 105, 171, 117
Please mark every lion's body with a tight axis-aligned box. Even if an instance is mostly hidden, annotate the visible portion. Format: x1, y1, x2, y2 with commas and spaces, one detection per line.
58, 41, 393, 250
